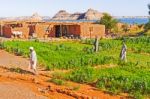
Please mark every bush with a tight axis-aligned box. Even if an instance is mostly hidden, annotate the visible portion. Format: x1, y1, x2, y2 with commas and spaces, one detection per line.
49, 78, 65, 85
67, 67, 97, 83
0, 42, 5, 49
13, 48, 24, 56
95, 67, 150, 98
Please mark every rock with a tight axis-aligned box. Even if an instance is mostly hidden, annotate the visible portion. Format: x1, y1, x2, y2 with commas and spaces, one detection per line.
38, 88, 46, 93
51, 8, 103, 20
38, 87, 50, 94
70, 12, 82, 20
83, 8, 103, 20
52, 10, 71, 20
0, 13, 44, 21
30, 78, 35, 82
34, 80, 39, 84
1, 8, 103, 21
29, 13, 42, 21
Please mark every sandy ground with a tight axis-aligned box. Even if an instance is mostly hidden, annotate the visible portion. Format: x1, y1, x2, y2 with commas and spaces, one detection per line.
0, 82, 47, 99
0, 50, 129, 99
0, 50, 29, 69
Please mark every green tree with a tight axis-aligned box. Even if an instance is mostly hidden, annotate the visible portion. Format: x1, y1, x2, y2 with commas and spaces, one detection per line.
144, 21, 150, 31
122, 24, 129, 33
99, 13, 118, 34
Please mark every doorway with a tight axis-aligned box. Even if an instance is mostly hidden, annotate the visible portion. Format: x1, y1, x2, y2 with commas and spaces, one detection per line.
29, 25, 36, 37
55, 25, 61, 37
55, 25, 68, 37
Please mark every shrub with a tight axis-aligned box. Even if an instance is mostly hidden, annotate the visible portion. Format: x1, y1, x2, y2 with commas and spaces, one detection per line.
0, 42, 5, 49
67, 67, 97, 83
49, 78, 65, 85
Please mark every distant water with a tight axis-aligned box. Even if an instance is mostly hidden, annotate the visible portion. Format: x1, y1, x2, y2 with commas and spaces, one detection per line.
117, 18, 149, 24
46, 18, 149, 24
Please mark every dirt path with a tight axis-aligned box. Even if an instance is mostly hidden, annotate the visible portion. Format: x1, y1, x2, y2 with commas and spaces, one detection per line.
0, 50, 29, 69
0, 50, 128, 99
0, 82, 46, 99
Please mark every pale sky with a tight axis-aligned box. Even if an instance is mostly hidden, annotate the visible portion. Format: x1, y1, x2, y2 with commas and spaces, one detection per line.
0, 0, 149, 17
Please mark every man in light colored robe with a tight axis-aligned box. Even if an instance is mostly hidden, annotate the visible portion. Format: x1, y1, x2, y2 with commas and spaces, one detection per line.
29, 47, 37, 74
120, 42, 127, 62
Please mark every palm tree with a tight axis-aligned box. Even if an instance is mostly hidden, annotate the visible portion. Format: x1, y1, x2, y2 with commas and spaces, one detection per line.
99, 13, 118, 35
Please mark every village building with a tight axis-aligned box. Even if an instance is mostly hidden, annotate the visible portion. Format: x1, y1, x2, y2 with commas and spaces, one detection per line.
0, 21, 105, 39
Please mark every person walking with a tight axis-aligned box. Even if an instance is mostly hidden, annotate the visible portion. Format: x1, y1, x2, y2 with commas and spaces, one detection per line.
29, 47, 37, 74
120, 42, 127, 62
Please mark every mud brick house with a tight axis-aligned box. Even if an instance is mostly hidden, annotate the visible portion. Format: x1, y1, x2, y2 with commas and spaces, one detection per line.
0, 21, 105, 39
0, 21, 29, 38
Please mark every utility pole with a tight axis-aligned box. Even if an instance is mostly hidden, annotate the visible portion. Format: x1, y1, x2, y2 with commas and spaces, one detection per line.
94, 36, 99, 52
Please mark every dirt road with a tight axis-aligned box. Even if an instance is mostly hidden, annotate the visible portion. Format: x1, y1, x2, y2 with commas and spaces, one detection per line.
0, 82, 46, 99
0, 50, 29, 69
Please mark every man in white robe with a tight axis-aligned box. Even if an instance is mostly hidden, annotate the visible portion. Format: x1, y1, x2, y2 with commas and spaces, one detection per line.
120, 42, 127, 62
29, 47, 37, 74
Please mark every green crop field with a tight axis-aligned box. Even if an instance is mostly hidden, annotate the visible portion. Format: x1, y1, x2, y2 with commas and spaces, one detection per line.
1, 37, 150, 98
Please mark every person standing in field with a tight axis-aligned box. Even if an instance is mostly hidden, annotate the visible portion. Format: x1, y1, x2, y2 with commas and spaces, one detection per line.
29, 47, 37, 74
120, 42, 127, 62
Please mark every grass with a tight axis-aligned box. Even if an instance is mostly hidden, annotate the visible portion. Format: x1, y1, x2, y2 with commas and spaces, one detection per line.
64, 64, 150, 98
2, 40, 118, 70
71, 85, 80, 91
48, 78, 66, 85
2, 36, 150, 98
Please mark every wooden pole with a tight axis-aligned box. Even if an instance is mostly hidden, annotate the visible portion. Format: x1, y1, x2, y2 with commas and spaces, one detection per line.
0, 21, 3, 36
94, 36, 99, 52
